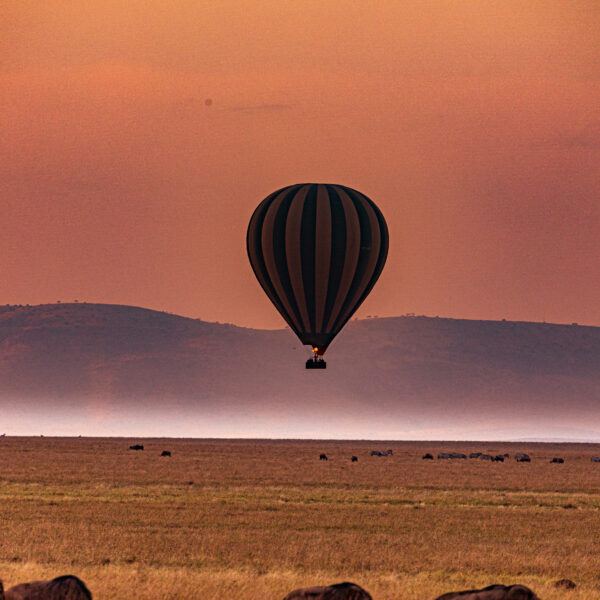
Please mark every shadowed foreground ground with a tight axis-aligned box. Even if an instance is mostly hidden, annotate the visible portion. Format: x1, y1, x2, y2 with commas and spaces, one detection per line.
0, 438, 599, 599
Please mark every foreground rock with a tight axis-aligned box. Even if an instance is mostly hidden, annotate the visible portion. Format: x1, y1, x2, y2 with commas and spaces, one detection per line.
283, 582, 371, 600
435, 584, 540, 600
3, 575, 91, 600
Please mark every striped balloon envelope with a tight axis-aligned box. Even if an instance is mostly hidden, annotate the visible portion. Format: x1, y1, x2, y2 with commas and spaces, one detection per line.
247, 183, 388, 362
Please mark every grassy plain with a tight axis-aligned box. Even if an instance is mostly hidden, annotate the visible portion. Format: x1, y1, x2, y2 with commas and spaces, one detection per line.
1, 438, 600, 599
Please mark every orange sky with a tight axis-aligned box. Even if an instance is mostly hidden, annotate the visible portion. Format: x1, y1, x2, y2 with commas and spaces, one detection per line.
2, 1, 599, 329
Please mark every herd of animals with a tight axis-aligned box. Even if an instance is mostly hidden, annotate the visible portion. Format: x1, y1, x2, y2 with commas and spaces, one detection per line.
0, 577, 579, 599
1, 446, 591, 598
319, 450, 600, 464
317, 450, 600, 463
126, 444, 600, 464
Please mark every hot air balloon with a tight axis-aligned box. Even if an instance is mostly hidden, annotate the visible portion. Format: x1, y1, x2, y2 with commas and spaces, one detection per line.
247, 183, 388, 369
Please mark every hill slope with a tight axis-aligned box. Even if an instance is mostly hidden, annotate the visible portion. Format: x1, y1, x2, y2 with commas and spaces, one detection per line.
1, 303, 599, 437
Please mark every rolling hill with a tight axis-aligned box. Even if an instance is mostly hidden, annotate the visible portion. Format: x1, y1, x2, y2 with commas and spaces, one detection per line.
1, 303, 599, 438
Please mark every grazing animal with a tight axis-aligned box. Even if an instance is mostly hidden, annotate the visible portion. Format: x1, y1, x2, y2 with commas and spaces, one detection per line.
554, 579, 576, 589
480, 454, 493, 461
129, 444, 144, 451
351, 456, 358, 462
550, 457, 564, 463
515, 453, 531, 462
4, 575, 92, 600
422, 453, 434, 460
319, 453, 328, 461
449, 452, 467, 459
438, 453, 451, 459
591, 456, 600, 462
493, 455, 505, 462
160, 450, 171, 457
283, 581, 372, 600
469, 452, 482, 459
370, 450, 391, 457
434, 583, 540, 600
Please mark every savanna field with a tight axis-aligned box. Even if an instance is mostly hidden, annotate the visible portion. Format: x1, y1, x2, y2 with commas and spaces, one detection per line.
1, 438, 600, 599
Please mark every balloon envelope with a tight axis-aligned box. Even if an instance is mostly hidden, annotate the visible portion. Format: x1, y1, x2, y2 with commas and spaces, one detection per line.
247, 183, 388, 354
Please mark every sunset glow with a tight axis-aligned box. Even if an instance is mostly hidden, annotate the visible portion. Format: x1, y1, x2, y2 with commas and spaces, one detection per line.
2, 2, 599, 328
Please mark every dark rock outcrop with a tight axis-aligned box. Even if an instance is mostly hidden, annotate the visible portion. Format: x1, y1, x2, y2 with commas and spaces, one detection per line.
283, 582, 371, 600
4, 575, 92, 600
435, 583, 540, 600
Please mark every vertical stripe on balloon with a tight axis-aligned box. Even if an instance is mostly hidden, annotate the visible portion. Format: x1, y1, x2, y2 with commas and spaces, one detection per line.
247, 188, 296, 331
300, 186, 317, 333
314, 185, 332, 333
285, 185, 311, 332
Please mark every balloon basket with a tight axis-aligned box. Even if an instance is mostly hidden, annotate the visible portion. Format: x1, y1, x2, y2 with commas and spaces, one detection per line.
306, 357, 327, 370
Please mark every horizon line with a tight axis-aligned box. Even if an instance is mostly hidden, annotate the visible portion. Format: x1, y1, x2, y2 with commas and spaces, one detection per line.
2, 301, 598, 331
2, 435, 600, 445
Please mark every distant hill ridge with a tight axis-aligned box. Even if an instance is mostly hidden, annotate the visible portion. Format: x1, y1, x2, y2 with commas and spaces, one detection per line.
1, 303, 599, 423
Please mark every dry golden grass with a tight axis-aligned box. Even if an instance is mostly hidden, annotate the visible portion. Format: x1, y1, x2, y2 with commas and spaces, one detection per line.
1, 438, 600, 599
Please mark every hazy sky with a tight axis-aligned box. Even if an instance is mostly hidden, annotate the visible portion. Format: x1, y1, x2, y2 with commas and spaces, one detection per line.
2, 1, 599, 329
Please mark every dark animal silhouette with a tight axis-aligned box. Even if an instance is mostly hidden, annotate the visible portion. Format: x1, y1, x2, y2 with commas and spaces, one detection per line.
554, 579, 576, 589
591, 456, 600, 462
422, 453, 434, 460
469, 452, 482, 458
351, 456, 358, 462
129, 444, 144, 451
435, 583, 540, 600
550, 457, 564, 463
438, 452, 466, 459
493, 455, 505, 462
480, 454, 493, 461
319, 453, 328, 461
283, 581, 372, 600
4, 575, 92, 600
370, 450, 391, 457
449, 452, 467, 459
160, 450, 171, 457
515, 453, 531, 462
